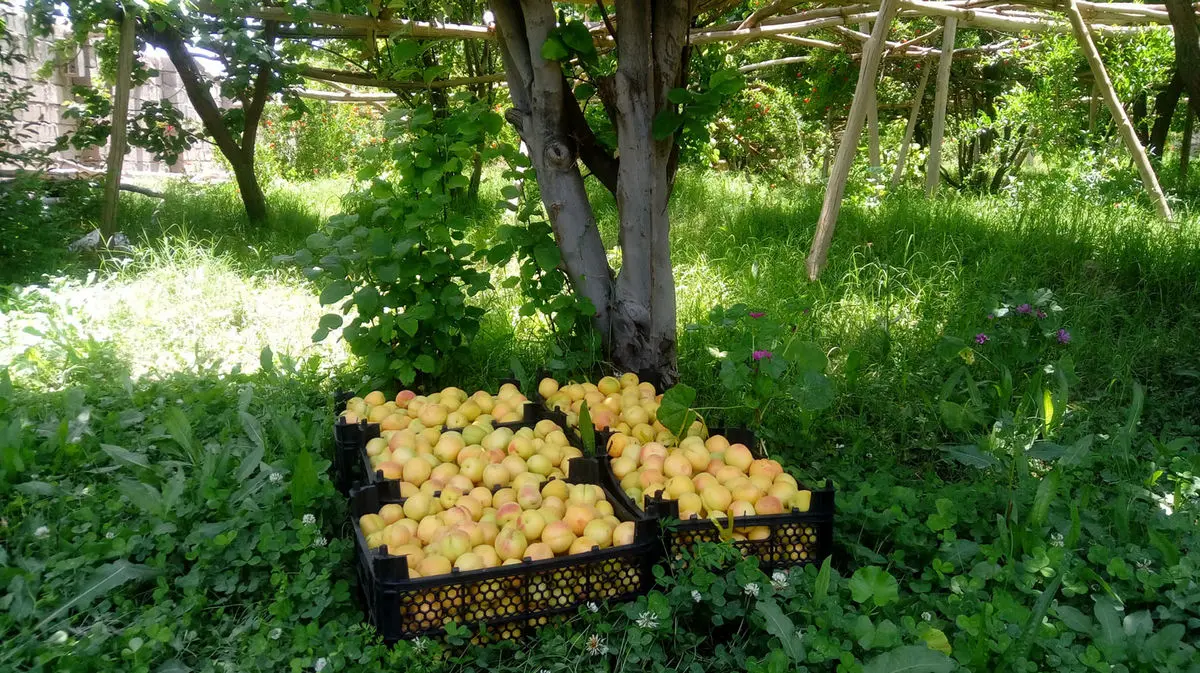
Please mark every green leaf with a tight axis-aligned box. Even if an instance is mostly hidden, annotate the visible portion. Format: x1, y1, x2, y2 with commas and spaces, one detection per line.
305, 232, 331, 249
849, 566, 899, 607
414, 354, 437, 373
652, 108, 685, 141
396, 314, 419, 338
919, 626, 952, 655
1030, 470, 1059, 527
784, 341, 827, 371
533, 242, 561, 270
318, 313, 343, 330
578, 401, 596, 456
574, 82, 596, 100
355, 286, 381, 316
162, 406, 194, 459
813, 556, 832, 603
1054, 605, 1092, 632
667, 88, 693, 105
289, 449, 319, 516
319, 280, 353, 305
791, 370, 834, 411
36, 560, 160, 631
862, 645, 956, 673
657, 384, 698, 438
941, 444, 999, 469
541, 35, 569, 61
756, 598, 806, 662
259, 345, 274, 373
100, 444, 149, 469
560, 20, 596, 59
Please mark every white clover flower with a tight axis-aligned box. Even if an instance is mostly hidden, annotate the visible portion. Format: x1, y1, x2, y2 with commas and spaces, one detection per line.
1050, 533, 1064, 548
412, 637, 428, 652
80, 486, 91, 496
743, 583, 760, 598
771, 571, 789, 590
314, 657, 327, 672
922, 611, 933, 622
636, 611, 659, 629
586, 602, 599, 613
1136, 558, 1153, 571
35, 526, 49, 538
303, 514, 316, 525
105, 531, 116, 539
269, 472, 283, 483
691, 590, 702, 603
48, 630, 68, 645
269, 628, 282, 640
584, 634, 608, 656
994, 306, 1010, 317
313, 536, 328, 548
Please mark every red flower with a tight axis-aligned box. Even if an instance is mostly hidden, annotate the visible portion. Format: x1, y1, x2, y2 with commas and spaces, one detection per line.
804, 98, 810, 103
764, 107, 770, 113
753, 102, 760, 108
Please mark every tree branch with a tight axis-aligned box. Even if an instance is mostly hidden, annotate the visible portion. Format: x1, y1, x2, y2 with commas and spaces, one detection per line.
242, 21, 277, 152
142, 19, 244, 160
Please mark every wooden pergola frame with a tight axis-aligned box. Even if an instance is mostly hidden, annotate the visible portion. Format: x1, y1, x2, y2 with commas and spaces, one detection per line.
100, 0, 1194, 267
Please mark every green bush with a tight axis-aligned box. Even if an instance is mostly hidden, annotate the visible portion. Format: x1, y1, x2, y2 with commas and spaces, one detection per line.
283, 97, 505, 385
256, 101, 385, 181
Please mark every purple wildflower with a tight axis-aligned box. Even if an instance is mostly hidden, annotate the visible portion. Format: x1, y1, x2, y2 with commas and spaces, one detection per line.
1017, 304, 1032, 315
974, 333, 989, 345
1056, 329, 1071, 344
749, 312, 766, 319
1036, 309, 1046, 319
752, 350, 773, 361
986, 314, 995, 321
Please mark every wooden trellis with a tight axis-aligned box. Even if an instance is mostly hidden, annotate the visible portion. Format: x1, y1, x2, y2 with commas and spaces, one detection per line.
163, 0, 1196, 274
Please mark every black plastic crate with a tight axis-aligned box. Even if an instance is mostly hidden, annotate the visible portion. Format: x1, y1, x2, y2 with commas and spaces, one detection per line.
349, 458, 660, 640
599, 427, 834, 571
331, 381, 539, 493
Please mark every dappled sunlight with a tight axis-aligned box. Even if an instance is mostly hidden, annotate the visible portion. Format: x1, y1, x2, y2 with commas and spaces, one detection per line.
1, 242, 350, 386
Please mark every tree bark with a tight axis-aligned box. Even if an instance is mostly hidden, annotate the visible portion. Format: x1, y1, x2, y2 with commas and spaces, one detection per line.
925, 16, 957, 197
1065, 0, 1172, 220
607, 0, 687, 381
145, 20, 270, 223
492, 0, 614, 342
491, 0, 687, 381
1132, 91, 1149, 145
890, 57, 932, 188
1148, 73, 1183, 157
100, 9, 135, 238
806, 0, 899, 279
1164, 0, 1200, 116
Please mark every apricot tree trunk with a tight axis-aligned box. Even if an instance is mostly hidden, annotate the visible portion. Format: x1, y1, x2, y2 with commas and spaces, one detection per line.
491, 0, 689, 382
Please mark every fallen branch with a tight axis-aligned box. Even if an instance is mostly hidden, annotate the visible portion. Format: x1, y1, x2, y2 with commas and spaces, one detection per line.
0, 168, 166, 199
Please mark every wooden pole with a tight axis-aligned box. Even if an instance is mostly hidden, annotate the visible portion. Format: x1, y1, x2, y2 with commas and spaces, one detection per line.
1065, 0, 1172, 219
861, 21, 882, 169
1182, 102, 1193, 184
806, 0, 899, 280
925, 16, 957, 197
890, 58, 933, 188
100, 8, 136, 238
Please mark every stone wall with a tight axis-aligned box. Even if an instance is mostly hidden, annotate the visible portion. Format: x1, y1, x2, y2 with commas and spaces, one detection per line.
3, 7, 228, 177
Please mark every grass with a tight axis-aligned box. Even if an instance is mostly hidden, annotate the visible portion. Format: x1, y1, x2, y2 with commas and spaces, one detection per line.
3, 165, 1199, 671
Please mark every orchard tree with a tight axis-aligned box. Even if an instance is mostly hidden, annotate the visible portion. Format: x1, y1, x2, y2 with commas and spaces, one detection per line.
491, 1, 718, 382
28, 0, 300, 223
